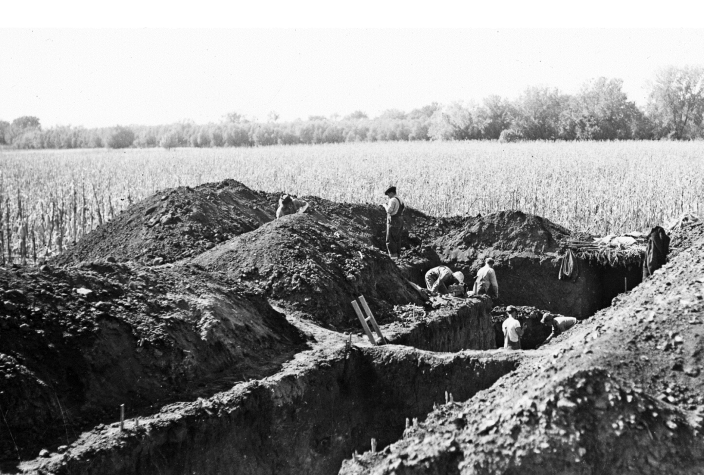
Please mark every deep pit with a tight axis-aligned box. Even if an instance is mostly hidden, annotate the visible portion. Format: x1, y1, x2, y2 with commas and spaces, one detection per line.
2, 179, 683, 475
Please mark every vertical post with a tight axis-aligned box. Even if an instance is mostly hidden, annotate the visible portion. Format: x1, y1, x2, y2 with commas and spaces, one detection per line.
624, 277, 627, 293
120, 404, 125, 432
371, 438, 377, 454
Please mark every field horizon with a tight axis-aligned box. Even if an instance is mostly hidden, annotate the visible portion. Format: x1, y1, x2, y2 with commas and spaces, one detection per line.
1, 140, 702, 261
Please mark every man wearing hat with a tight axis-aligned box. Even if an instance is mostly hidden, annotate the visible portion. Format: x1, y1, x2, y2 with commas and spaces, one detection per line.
540, 312, 577, 346
382, 186, 405, 258
424, 266, 465, 295
276, 194, 310, 219
502, 306, 523, 350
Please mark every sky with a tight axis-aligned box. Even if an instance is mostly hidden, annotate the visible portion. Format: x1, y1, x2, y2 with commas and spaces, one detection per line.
2, 4, 703, 128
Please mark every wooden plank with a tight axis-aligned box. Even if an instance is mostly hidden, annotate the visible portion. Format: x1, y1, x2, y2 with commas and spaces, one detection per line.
358, 296, 386, 344
352, 300, 376, 345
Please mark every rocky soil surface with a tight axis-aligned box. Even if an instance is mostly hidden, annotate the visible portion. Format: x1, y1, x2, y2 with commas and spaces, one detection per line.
3, 178, 699, 475
188, 214, 422, 329
0, 262, 307, 463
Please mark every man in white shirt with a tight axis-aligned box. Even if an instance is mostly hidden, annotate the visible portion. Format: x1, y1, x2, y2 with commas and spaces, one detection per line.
502, 306, 523, 350
383, 186, 405, 258
473, 258, 499, 299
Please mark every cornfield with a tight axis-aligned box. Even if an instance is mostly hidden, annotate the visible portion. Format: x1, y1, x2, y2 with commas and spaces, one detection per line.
1, 141, 703, 264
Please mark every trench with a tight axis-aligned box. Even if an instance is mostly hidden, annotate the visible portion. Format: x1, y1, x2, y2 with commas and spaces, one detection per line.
25, 298, 520, 475
401, 254, 643, 351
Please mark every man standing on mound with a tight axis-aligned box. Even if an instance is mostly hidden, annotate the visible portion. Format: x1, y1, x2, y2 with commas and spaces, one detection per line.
383, 186, 405, 258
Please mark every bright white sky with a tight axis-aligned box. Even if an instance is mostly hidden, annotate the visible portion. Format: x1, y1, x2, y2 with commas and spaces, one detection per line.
2, 4, 703, 128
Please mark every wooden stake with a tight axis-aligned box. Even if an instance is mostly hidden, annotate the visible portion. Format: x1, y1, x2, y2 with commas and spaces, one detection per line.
120, 404, 125, 432
624, 277, 627, 293
371, 438, 377, 454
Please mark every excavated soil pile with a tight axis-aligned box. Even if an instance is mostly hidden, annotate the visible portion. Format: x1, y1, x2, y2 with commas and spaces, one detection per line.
52, 179, 445, 269
436, 209, 572, 258
53, 179, 280, 266
490, 304, 556, 350
670, 218, 704, 258
341, 230, 704, 474
0, 263, 307, 462
188, 214, 423, 329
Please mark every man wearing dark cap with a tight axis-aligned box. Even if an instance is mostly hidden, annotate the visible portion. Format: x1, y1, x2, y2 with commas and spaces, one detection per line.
383, 186, 405, 258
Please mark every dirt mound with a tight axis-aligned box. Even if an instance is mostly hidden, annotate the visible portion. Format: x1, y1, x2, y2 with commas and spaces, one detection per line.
0, 263, 306, 462
669, 217, 704, 257
339, 228, 704, 474
52, 179, 445, 268
188, 214, 423, 329
434, 210, 571, 270
53, 179, 280, 266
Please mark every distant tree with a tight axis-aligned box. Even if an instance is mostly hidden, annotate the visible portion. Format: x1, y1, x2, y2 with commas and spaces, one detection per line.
512, 87, 567, 140
160, 130, 179, 149
476, 95, 514, 139
224, 124, 250, 147
329, 112, 340, 121
407, 103, 440, 120
498, 128, 523, 143
568, 78, 641, 140
267, 111, 280, 123
428, 102, 480, 140
408, 120, 430, 141
252, 124, 279, 146
106, 126, 135, 149
647, 66, 704, 140
210, 128, 224, 147
12, 116, 41, 130
0, 120, 9, 144
344, 110, 368, 120
378, 109, 406, 120
308, 115, 327, 121
224, 112, 245, 124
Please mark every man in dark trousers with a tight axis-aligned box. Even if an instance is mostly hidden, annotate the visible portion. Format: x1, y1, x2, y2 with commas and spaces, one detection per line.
383, 186, 405, 258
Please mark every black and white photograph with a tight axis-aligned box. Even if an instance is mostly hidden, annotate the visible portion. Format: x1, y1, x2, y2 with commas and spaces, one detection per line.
2, 4, 704, 474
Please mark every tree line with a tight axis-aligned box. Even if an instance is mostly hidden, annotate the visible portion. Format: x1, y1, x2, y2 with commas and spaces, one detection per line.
2, 66, 703, 150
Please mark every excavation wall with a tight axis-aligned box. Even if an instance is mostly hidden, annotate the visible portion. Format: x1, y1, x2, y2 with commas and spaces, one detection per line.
25, 346, 522, 475
21, 296, 506, 475
388, 297, 496, 351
